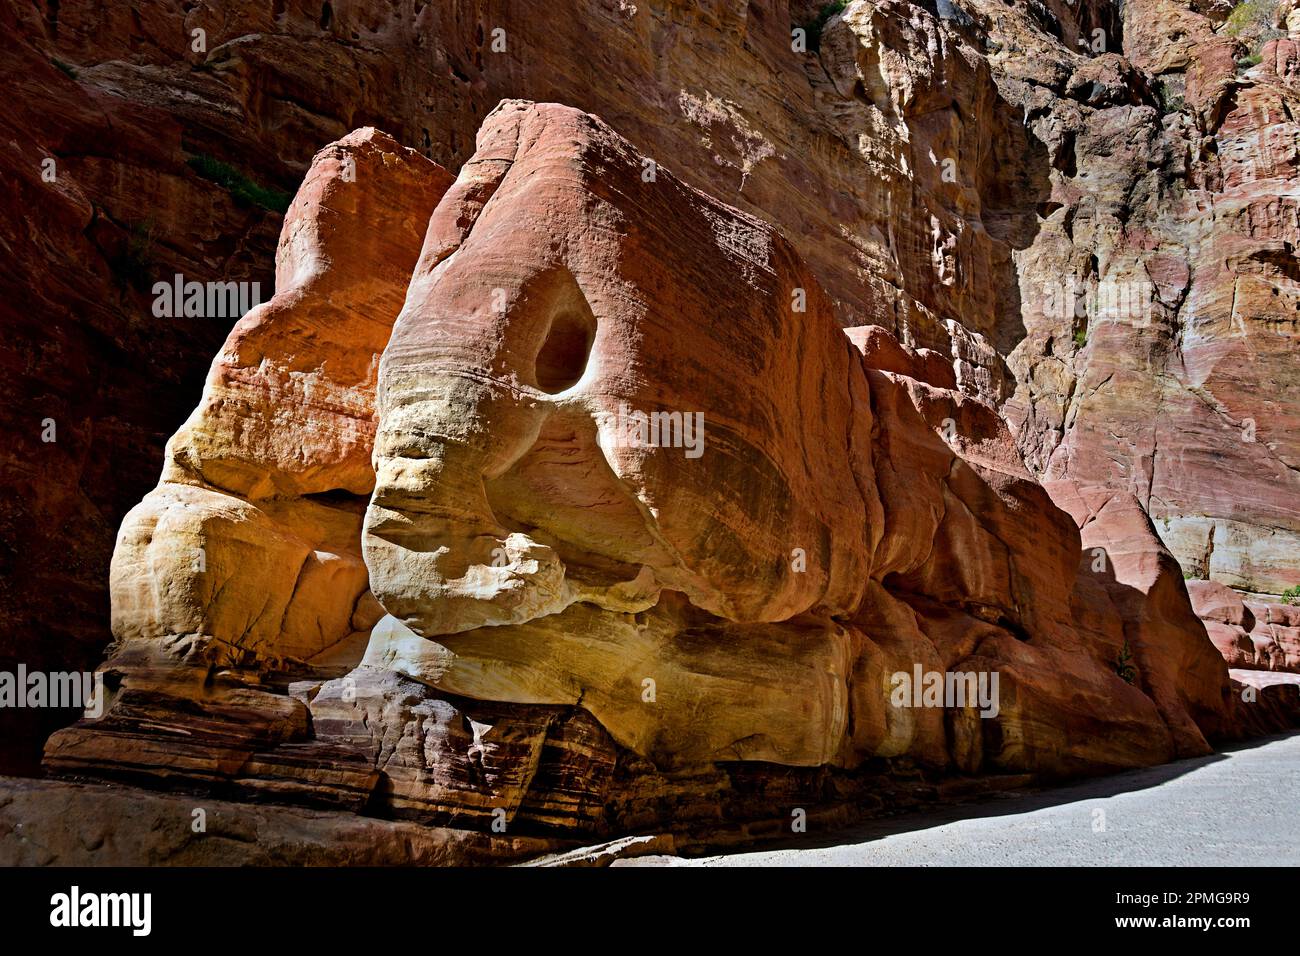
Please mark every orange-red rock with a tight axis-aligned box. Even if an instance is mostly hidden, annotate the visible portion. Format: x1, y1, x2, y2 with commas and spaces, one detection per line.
109, 128, 451, 666
1189, 580, 1300, 673
5, 0, 1300, 842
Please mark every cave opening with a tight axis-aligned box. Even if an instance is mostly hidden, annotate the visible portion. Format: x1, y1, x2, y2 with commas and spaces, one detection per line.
535, 309, 595, 393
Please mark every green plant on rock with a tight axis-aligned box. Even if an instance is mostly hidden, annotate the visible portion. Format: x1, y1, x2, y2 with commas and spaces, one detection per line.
1282, 585, 1300, 606
1224, 0, 1284, 69
1224, 0, 1276, 36
108, 221, 156, 293
1156, 78, 1185, 112
794, 1, 849, 53
1114, 640, 1138, 685
186, 153, 291, 214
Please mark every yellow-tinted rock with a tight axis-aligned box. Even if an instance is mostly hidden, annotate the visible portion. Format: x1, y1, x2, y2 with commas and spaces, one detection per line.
109, 129, 453, 663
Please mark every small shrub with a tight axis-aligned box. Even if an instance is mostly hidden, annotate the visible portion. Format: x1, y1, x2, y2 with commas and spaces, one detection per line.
1156, 78, 1185, 113
186, 153, 291, 214
1282, 585, 1300, 606
1224, 0, 1283, 68
108, 221, 156, 293
1073, 325, 1088, 348
1114, 640, 1137, 684
1224, 0, 1275, 36
795, 1, 849, 53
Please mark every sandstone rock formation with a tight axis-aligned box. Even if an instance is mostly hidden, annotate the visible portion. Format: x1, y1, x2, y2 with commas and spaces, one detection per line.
1189, 579, 1300, 671
109, 126, 452, 668
0, 776, 564, 866
44, 126, 453, 799
1044, 481, 1237, 754
5, 0, 1300, 860
42, 102, 1297, 856
353, 99, 1259, 780
990, 0, 1300, 596
8, 0, 1300, 779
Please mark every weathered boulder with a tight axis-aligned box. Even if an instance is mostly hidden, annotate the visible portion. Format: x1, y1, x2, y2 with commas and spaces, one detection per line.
42, 100, 1300, 840
1189, 579, 1259, 668
363, 100, 879, 766
358, 101, 1256, 781
1189, 579, 1300, 672
12, 0, 1300, 789
1243, 601, 1300, 672
108, 128, 452, 666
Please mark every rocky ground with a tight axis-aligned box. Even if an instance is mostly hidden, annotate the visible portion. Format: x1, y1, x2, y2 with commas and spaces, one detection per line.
0, 775, 563, 865
624, 730, 1300, 866
7, 727, 1296, 865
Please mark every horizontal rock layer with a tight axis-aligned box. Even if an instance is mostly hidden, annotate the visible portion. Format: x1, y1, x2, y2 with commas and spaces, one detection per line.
1190, 580, 1300, 672
0, 775, 564, 866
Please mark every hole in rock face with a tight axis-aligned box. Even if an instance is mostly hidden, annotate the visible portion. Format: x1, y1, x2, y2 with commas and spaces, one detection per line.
534, 309, 595, 393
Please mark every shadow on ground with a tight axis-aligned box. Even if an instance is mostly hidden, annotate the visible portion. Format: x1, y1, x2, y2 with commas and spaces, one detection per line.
677, 730, 1300, 859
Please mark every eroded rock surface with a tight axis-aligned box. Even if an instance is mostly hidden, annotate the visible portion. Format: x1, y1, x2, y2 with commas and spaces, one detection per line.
43, 103, 1298, 854
7, 0, 1300, 855
1189, 580, 1300, 672
9, 0, 1300, 779
0, 776, 562, 866
109, 127, 452, 667
986, 0, 1300, 596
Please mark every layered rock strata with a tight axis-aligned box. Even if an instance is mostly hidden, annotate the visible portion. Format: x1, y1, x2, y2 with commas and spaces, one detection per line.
9, 0, 1300, 774
46, 104, 1299, 850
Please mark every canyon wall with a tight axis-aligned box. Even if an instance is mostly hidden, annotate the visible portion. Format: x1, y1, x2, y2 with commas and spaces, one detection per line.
3, 0, 1298, 781
40, 104, 1297, 851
